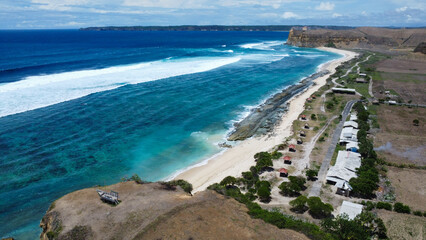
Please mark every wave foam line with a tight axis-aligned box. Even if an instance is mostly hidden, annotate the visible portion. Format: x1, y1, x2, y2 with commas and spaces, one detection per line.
0, 56, 241, 118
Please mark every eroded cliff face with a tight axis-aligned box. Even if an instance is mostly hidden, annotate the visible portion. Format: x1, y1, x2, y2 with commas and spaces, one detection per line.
286, 27, 426, 49
39, 182, 309, 240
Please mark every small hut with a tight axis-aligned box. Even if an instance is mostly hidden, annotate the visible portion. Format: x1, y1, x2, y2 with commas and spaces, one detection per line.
289, 144, 296, 152
311, 94, 317, 99
307, 98, 313, 102
300, 131, 306, 137
304, 123, 310, 129
300, 114, 307, 120
279, 168, 288, 177
284, 156, 292, 164
96, 189, 119, 205
297, 138, 303, 144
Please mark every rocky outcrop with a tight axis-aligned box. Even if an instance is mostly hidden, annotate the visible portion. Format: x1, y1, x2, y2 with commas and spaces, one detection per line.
228, 70, 329, 141
40, 181, 308, 240
286, 27, 426, 49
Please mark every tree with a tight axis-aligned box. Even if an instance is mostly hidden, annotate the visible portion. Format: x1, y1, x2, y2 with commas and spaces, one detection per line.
322, 211, 388, 239
306, 169, 319, 181
413, 119, 419, 126
289, 195, 308, 213
256, 181, 271, 202
220, 176, 237, 187
321, 214, 369, 240
307, 197, 333, 219
349, 177, 377, 199
257, 185, 271, 202
279, 176, 306, 197
311, 114, 317, 120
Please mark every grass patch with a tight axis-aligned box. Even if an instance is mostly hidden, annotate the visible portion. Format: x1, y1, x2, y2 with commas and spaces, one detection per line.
346, 82, 370, 98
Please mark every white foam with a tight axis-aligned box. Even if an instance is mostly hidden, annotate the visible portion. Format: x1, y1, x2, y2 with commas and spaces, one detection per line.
0, 56, 241, 118
239, 41, 283, 50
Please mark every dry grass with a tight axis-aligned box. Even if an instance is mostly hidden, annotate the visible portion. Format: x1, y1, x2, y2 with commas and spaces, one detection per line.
386, 167, 426, 212
377, 209, 426, 240
374, 105, 426, 166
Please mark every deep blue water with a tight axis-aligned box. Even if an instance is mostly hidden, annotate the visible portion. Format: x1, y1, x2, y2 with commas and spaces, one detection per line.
0, 30, 339, 239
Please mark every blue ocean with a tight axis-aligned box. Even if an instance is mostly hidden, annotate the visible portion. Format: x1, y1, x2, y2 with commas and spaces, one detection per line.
0, 30, 339, 239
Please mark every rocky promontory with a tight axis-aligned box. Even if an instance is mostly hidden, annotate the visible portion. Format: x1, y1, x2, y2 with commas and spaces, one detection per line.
227, 70, 329, 141
286, 27, 426, 49
40, 181, 308, 240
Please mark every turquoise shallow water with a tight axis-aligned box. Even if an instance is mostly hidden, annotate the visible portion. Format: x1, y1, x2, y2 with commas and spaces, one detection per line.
0, 30, 339, 239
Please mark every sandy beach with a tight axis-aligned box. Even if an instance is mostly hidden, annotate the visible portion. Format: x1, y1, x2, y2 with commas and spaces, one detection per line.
175, 47, 358, 193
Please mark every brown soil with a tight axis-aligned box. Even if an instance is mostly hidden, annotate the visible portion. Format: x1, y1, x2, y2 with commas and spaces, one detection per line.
376, 58, 426, 74
40, 182, 308, 240
377, 209, 426, 240
374, 105, 426, 166
386, 167, 426, 212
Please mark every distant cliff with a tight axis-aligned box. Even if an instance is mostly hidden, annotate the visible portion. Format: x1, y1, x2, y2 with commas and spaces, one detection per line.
40, 181, 308, 240
286, 27, 426, 49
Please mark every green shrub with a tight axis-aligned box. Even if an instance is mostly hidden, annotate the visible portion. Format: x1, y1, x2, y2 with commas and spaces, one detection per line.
413, 210, 423, 216
311, 114, 317, 120
166, 179, 193, 194
129, 174, 144, 184
376, 202, 392, 211
393, 202, 411, 214
306, 169, 319, 181
220, 176, 237, 187
271, 150, 283, 159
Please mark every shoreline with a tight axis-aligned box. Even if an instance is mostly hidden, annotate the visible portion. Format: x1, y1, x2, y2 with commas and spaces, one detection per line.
174, 47, 358, 193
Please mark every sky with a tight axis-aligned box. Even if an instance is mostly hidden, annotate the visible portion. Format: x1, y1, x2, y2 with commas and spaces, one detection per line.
1, 0, 425, 29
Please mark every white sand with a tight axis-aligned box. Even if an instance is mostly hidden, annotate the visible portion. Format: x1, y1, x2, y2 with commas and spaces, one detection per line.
175, 47, 358, 193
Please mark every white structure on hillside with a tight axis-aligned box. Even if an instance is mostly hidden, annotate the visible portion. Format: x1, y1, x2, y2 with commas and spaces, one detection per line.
350, 114, 358, 122
339, 201, 364, 220
344, 120, 358, 129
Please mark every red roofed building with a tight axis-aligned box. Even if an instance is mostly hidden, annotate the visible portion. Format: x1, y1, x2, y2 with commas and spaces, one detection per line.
311, 94, 316, 99
279, 168, 288, 177
289, 144, 296, 152
300, 114, 307, 120
284, 156, 292, 164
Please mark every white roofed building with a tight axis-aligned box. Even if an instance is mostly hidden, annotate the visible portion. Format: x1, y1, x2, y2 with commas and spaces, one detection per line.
340, 127, 358, 144
339, 201, 363, 220
350, 114, 358, 122
346, 141, 359, 152
344, 121, 358, 129
326, 151, 361, 196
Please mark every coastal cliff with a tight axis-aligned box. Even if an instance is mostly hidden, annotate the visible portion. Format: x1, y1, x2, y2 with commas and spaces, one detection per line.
286, 27, 426, 49
40, 181, 308, 240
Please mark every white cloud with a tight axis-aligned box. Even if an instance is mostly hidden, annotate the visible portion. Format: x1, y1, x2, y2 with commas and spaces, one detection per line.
282, 11, 299, 19
315, 2, 335, 11
332, 13, 342, 18
396, 6, 408, 12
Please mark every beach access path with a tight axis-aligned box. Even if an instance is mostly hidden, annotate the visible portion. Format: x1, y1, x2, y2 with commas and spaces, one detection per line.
174, 48, 358, 193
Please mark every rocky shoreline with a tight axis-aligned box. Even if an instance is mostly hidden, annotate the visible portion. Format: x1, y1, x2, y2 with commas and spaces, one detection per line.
227, 70, 329, 141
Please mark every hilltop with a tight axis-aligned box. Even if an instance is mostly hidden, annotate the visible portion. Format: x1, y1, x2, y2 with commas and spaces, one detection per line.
40, 181, 308, 240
